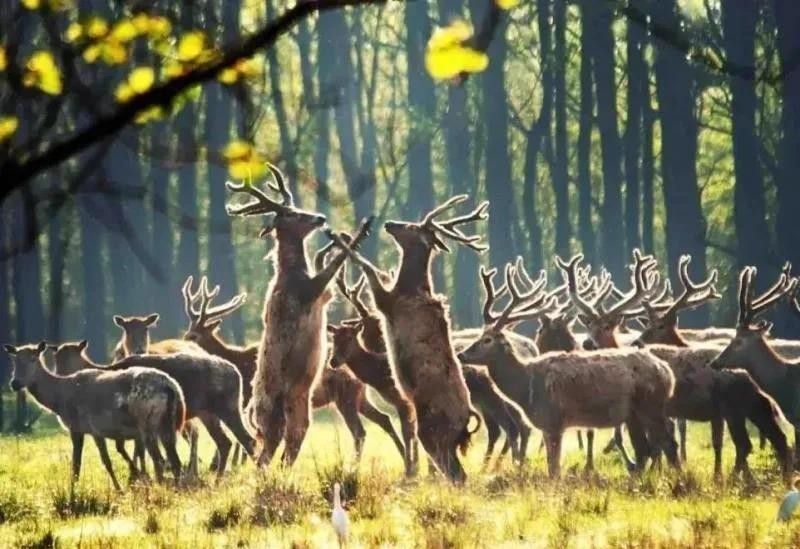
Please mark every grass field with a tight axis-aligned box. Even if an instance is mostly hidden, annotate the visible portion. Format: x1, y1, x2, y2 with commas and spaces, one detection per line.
1, 409, 798, 549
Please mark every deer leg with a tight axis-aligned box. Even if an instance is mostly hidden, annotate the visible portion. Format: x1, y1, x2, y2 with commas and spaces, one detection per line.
759, 429, 767, 450
93, 437, 122, 492
678, 419, 688, 462
726, 414, 753, 481
200, 415, 232, 477
134, 439, 148, 477
114, 439, 138, 480
336, 398, 367, 462
613, 426, 637, 472
577, 430, 584, 451
70, 431, 85, 484
585, 429, 595, 472
218, 405, 256, 461
625, 417, 650, 474
158, 427, 182, 483
711, 416, 724, 481
142, 434, 165, 483
358, 397, 405, 461
518, 426, 531, 465
398, 406, 419, 477
747, 405, 790, 477
794, 425, 800, 468
282, 392, 311, 467
543, 430, 563, 478
483, 417, 501, 469
255, 397, 286, 468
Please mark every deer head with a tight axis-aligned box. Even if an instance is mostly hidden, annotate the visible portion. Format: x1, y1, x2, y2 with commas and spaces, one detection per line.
634, 255, 720, 346
182, 275, 246, 345
48, 340, 90, 375
556, 249, 659, 348
113, 314, 159, 355
326, 323, 364, 369
335, 270, 386, 353
458, 258, 557, 365
226, 163, 326, 242
4, 341, 47, 390
710, 264, 796, 370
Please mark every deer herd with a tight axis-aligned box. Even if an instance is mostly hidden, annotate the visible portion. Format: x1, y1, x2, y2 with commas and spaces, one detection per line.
6, 165, 800, 491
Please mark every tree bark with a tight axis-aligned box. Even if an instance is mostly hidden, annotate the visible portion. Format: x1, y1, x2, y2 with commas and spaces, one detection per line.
552, 0, 571, 258
651, 0, 709, 326
577, 5, 597, 264
624, 8, 645, 252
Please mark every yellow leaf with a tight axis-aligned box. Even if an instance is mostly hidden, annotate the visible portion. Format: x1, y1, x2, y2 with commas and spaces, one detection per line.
177, 31, 205, 62
24, 51, 62, 95
235, 58, 261, 77
82, 44, 101, 63
65, 22, 83, 43
21, 0, 40, 9
222, 140, 253, 161
425, 21, 488, 81
495, 0, 520, 9
85, 16, 108, 38
134, 105, 164, 124
0, 48, 7, 71
110, 19, 138, 42
163, 61, 185, 79
132, 13, 150, 33
101, 41, 128, 65
128, 66, 154, 93
147, 16, 171, 38
114, 82, 133, 103
218, 67, 238, 84
0, 116, 18, 143
229, 159, 267, 181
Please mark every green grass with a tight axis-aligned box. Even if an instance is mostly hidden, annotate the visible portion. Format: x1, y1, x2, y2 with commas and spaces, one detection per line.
0, 410, 798, 548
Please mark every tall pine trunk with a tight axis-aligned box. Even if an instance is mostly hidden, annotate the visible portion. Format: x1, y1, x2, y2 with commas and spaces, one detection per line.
624, 10, 645, 252
552, 0, 570, 258
652, 0, 709, 326
577, 4, 597, 263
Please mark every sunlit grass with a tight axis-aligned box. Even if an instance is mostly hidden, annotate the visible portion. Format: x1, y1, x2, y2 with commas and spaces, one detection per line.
0, 409, 797, 548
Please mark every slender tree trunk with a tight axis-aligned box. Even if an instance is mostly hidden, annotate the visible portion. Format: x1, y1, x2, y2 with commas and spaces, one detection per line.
47, 172, 67, 341
77, 179, 108, 359
651, 0, 709, 326
0, 216, 9, 432
471, 1, 516, 267
439, 0, 479, 326
311, 18, 332, 219
552, 0, 570, 258
641, 82, 655, 255
624, 8, 645, 252
773, 0, 800, 283
577, 2, 597, 264
585, 0, 625, 278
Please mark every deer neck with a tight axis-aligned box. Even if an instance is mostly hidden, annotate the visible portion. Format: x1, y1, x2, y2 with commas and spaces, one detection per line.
28, 361, 73, 417
485, 346, 530, 408
395, 246, 433, 295
536, 329, 579, 353
345, 342, 388, 384
275, 237, 309, 278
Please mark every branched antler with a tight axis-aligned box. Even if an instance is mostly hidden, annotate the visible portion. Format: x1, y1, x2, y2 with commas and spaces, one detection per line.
421, 196, 490, 252
226, 163, 292, 217
738, 263, 796, 326
641, 255, 719, 321
480, 259, 556, 330
336, 271, 370, 320
182, 275, 246, 329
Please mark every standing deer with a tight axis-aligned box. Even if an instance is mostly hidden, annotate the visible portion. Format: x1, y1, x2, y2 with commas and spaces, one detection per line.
225, 164, 371, 467
457, 260, 679, 478
326, 195, 488, 483
710, 266, 800, 464
5, 342, 185, 490
182, 275, 404, 465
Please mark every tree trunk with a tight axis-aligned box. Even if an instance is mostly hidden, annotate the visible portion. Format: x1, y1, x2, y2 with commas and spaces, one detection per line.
439, 0, 479, 326
471, 1, 516, 267
577, 5, 597, 264
651, 0, 709, 326
77, 179, 109, 359
47, 172, 67, 341
0, 217, 9, 431
585, 0, 625, 278
624, 8, 645, 252
641, 78, 655, 255
311, 18, 332, 218
552, 0, 571, 258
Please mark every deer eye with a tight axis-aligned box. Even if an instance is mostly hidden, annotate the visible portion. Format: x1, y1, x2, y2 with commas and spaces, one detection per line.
481, 337, 492, 345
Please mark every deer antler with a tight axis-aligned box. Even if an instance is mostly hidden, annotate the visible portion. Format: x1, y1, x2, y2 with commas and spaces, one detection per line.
421, 196, 489, 253
738, 263, 795, 326
265, 163, 293, 206
481, 260, 556, 330
790, 276, 800, 320
182, 276, 246, 328
644, 255, 719, 320
602, 249, 659, 319
225, 163, 292, 217
556, 254, 601, 320
336, 271, 371, 320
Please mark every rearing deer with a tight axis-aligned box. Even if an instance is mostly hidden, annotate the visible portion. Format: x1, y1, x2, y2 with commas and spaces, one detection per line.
225, 164, 371, 467
326, 195, 488, 483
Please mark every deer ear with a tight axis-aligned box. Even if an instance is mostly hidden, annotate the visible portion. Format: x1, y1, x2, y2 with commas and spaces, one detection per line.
577, 314, 591, 328
3, 344, 17, 354
326, 324, 337, 334
206, 319, 222, 332
145, 313, 159, 326
47, 344, 59, 352
113, 315, 125, 327
36, 341, 47, 354
78, 340, 88, 352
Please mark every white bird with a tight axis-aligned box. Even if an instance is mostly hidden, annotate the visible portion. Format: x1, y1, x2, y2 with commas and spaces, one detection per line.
778, 478, 800, 522
331, 482, 349, 548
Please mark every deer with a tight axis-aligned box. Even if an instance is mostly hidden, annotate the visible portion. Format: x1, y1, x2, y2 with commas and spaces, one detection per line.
52, 340, 255, 478
113, 314, 205, 360
709, 266, 800, 465
325, 195, 488, 483
5, 342, 185, 491
457, 260, 680, 478
630, 256, 789, 478
182, 275, 405, 468
225, 163, 372, 467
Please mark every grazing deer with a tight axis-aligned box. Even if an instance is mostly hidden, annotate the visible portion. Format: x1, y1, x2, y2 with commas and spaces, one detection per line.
225, 163, 372, 467
326, 195, 488, 483
53, 341, 255, 477
458, 261, 680, 478
6, 342, 185, 490
710, 266, 800, 464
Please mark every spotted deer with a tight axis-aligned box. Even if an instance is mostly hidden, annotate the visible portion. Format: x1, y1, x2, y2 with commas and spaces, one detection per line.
5, 342, 185, 490
326, 195, 488, 483
225, 163, 372, 467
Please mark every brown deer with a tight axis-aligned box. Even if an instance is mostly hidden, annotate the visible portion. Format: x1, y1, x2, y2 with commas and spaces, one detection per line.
53, 341, 255, 477
710, 266, 800, 464
326, 195, 488, 483
182, 275, 404, 465
5, 342, 185, 490
457, 261, 680, 477
225, 163, 372, 467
